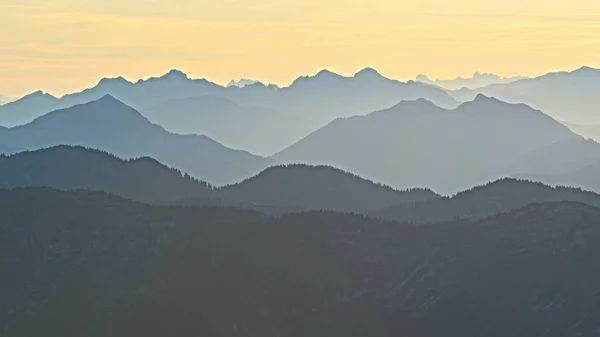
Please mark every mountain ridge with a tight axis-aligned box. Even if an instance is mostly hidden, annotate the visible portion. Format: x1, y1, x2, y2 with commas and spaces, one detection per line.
274, 95, 585, 194
0, 96, 271, 185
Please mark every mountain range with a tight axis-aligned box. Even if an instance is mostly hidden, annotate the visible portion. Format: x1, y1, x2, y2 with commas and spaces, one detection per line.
2, 87, 599, 194
0, 68, 459, 155
474, 66, 600, 124
3, 64, 600, 337
0, 145, 436, 213
0, 95, 270, 185
416, 71, 527, 90
275, 95, 594, 194
4, 145, 600, 221
3, 188, 600, 337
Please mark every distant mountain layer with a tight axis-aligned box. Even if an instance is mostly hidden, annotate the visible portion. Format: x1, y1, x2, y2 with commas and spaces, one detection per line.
373, 178, 600, 223
3, 188, 600, 337
0, 68, 459, 156
144, 96, 312, 156
227, 78, 259, 88
417, 71, 526, 90
275, 95, 590, 194
0, 146, 435, 213
0, 95, 270, 185
477, 66, 600, 123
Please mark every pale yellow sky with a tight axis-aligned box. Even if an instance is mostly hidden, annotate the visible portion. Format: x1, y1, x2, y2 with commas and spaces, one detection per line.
1, 0, 600, 97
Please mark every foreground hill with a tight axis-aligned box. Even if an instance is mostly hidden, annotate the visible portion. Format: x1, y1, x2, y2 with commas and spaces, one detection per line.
373, 178, 600, 223
0, 146, 433, 212
218, 164, 438, 213
275, 95, 584, 194
2, 188, 600, 337
0, 95, 270, 185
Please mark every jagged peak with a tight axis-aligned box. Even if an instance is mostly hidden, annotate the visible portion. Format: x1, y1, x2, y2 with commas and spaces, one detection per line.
227, 78, 259, 88
23, 90, 57, 100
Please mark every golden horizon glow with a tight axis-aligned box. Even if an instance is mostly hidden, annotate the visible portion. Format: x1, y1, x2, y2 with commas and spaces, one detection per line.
2, 0, 600, 97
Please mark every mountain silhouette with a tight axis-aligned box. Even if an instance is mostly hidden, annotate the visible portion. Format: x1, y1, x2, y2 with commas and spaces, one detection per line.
0, 68, 459, 153
0, 91, 59, 126
0, 70, 223, 127
258, 67, 459, 129
416, 71, 526, 90
373, 178, 600, 223
218, 164, 438, 213
0, 146, 438, 213
274, 95, 586, 194
3, 188, 600, 337
0, 95, 270, 185
227, 79, 259, 88
144, 95, 312, 156
0, 145, 216, 203
477, 65, 600, 123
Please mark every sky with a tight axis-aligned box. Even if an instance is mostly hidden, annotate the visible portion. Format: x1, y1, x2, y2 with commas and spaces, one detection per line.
1, 0, 600, 97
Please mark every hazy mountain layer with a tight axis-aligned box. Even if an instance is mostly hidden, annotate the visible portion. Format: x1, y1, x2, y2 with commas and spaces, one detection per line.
477, 66, 600, 124
416, 71, 526, 90
0, 69, 460, 155
275, 95, 585, 194
144, 96, 312, 156
0, 95, 271, 185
